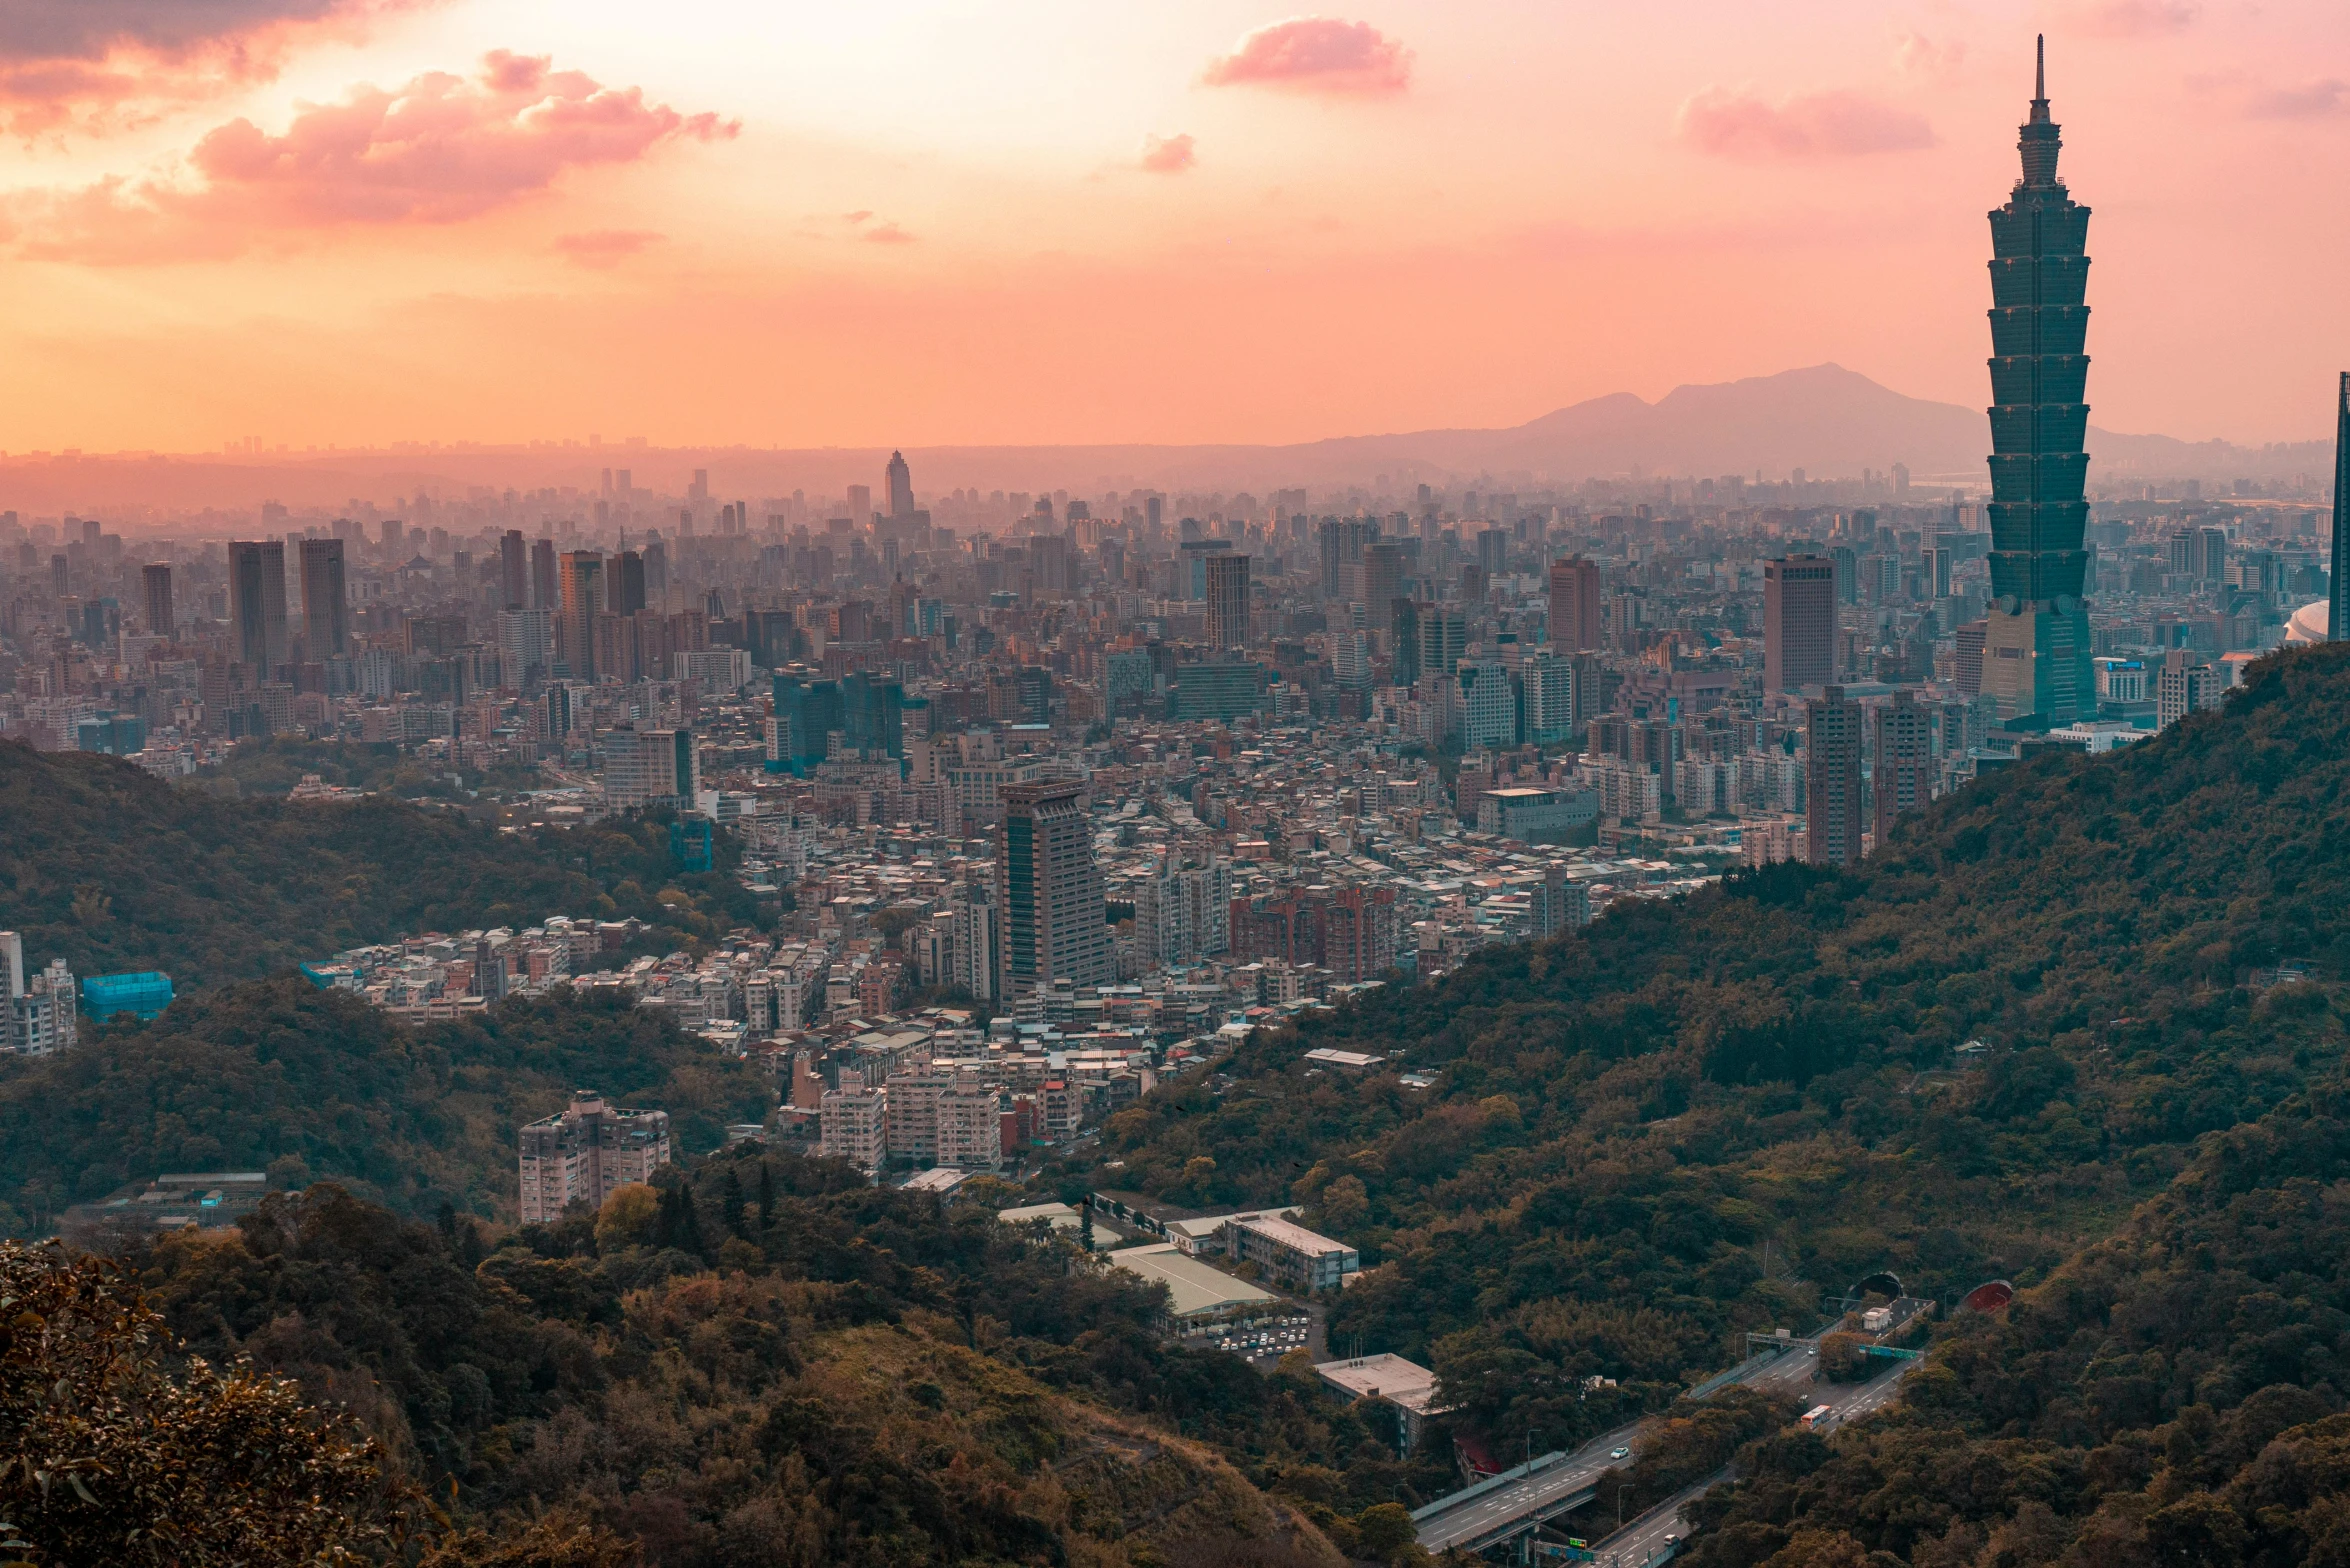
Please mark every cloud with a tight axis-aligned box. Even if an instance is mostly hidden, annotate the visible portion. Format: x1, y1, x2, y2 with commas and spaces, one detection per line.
1892, 32, 1965, 82
9, 51, 737, 262
1201, 17, 1412, 95
1139, 132, 1196, 174
860, 221, 915, 244
2062, 0, 2196, 38
554, 228, 661, 267
2245, 79, 2348, 119
0, 0, 429, 136
1677, 88, 1935, 159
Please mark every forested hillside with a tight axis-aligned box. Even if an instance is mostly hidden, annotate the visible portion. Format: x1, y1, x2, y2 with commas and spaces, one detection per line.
102, 1157, 1446, 1568
0, 741, 757, 984
0, 980, 771, 1233
1086, 645, 2350, 1472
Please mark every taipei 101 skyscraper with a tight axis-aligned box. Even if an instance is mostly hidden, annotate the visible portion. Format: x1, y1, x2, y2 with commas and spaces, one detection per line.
1982, 38, 2095, 726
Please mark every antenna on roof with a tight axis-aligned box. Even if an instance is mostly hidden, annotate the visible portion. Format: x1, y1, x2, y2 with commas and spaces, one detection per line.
2036, 34, 2046, 101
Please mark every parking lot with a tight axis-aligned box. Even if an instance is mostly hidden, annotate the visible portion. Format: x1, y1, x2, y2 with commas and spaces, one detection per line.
1185, 1313, 1314, 1364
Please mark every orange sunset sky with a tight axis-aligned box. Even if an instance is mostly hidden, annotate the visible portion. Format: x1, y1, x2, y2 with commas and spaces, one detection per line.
0, 0, 2343, 455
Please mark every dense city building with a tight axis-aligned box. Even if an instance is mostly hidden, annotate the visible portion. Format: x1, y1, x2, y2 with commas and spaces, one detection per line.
517, 1089, 672, 1224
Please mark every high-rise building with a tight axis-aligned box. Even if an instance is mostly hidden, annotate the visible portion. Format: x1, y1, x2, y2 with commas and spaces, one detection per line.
1805, 687, 1865, 867
613, 550, 648, 617
602, 727, 699, 808
497, 608, 554, 689
558, 551, 605, 679
297, 538, 349, 659
847, 483, 871, 522
1764, 556, 1837, 692
1548, 557, 1603, 651
842, 670, 905, 758
140, 563, 174, 637
2330, 373, 2348, 642
1982, 38, 2094, 726
2156, 650, 2223, 729
771, 675, 844, 775
1955, 620, 1989, 698
886, 450, 916, 519
500, 529, 528, 610
227, 540, 289, 675
1030, 532, 1072, 595
998, 781, 1111, 992
1872, 690, 1935, 835
530, 537, 557, 610
3, 933, 78, 1058
517, 1091, 670, 1224
1205, 552, 1251, 649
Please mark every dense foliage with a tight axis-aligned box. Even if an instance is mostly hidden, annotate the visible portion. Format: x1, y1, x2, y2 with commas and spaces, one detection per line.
192, 736, 543, 799
0, 1236, 638, 1568
1089, 646, 2350, 1475
1682, 1078, 2350, 1566
118, 1158, 1453, 1567
0, 980, 771, 1233
0, 741, 759, 985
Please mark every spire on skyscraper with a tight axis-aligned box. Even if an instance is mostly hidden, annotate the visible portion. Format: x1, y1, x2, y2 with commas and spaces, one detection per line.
2329, 371, 2348, 643
2032, 33, 2047, 121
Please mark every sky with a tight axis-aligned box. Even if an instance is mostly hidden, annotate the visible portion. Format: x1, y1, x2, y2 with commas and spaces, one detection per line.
0, 0, 2342, 455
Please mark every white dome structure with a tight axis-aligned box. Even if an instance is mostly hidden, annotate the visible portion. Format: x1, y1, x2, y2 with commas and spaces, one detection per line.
2285, 600, 2330, 644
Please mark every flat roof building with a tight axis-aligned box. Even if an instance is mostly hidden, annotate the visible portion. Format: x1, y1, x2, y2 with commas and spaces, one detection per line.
1222, 1211, 1360, 1295
1108, 1242, 1280, 1327
1315, 1353, 1444, 1452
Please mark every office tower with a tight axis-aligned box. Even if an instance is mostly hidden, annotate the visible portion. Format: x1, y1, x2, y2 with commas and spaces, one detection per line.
1477, 528, 1508, 577
2196, 526, 2228, 583
558, 551, 606, 679
297, 538, 349, 659
771, 675, 844, 775
1805, 687, 1865, 866
1872, 690, 1935, 835
497, 608, 554, 689
1318, 517, 1372, 600
1205, 552, 1251, 649
1982, 37, 2094, 726
1146, 495, 1164, 532
1764, 556, 1837, 692
1415, 603, 1468, 682
2332, 374, 2348, 640
1922, 546, 1955, 602
227, 539, 290, 675
997, 780, 1111, 992
500, 529, 527, 609
847, 483, 871, 522
1363, 541, 1404, 613
518, 1091, 670, 1225
1390, 598, 1422, 686
602, 726, 698, 808
886, 450, 915, 519
841, 670, 905, 758
1030, 532, 1072, 595
140, 563, 174, 637
613, 550, 647, 616
1955, 620, 1989, 698
1548, 556, 1603, 651
2156, 650, 2223, 729
530, 537, 557, 610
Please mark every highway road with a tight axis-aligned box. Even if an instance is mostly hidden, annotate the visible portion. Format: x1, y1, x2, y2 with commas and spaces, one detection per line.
1421, 1324, 1924, 1558
1414, 1422, 1648, 1554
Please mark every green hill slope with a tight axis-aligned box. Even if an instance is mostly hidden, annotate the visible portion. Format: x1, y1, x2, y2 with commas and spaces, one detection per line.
0, 741, 757, 985
0, 979, 770, 1232
1089, 644, 2350, 1461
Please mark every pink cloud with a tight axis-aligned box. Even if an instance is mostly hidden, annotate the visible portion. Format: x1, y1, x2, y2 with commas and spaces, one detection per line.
11, 52, 736, 262
2246, 79, 2348, 119
1677, 88, 1935, 159
1139, 132, 1196, 174
554, 228, 662, 267
861, 221, 915, 245
2063, 0, 2197, 38
0, 0, 431, 136
1201, 17, 1412, 95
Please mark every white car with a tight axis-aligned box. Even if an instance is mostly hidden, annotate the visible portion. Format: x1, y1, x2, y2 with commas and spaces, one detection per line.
1610, 1446, 1630, 1460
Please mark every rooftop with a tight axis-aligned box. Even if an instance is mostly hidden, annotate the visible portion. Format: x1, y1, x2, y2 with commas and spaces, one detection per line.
1108, 1242, 1280, 1319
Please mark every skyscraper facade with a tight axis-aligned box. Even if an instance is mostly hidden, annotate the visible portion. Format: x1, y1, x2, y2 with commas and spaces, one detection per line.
297, 538, 349, 659
1982, 39, 2095, 726
2331, 373, 2348, 642
1805, 687, 1865, 867
1548, 556, 1603, 652
140, 563, 173, 638
1205, 551, 1251, 649
558, 551, 605, 678
886, 450, 916, 519
530, 537, 557, 610
1764, 556, 1837, 692
1872, 690, 1935, 836
998, 780, 1111, 992
500, 529, 528, 610
227, 539, 289, 675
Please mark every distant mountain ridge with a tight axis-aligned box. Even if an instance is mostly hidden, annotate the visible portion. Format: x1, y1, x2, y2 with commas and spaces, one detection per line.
0, 365, 2325, 511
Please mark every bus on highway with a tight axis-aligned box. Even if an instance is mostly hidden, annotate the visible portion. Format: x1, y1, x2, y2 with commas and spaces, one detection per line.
1800, 1403, 1834, 1430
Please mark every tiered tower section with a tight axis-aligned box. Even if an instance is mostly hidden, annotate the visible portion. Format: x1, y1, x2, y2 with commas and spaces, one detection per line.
1982, 37, 2094, 725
